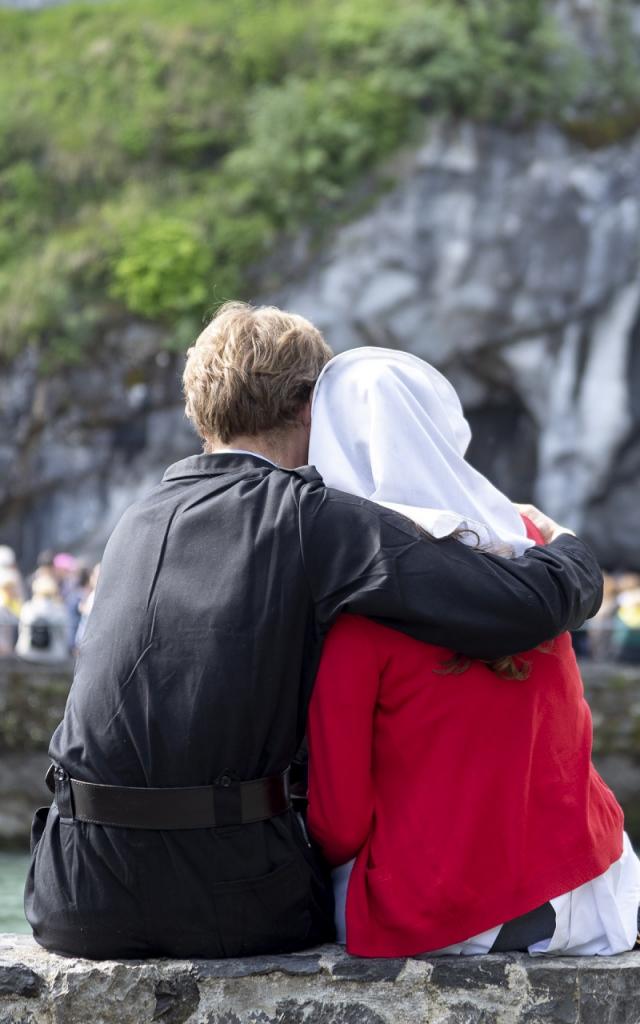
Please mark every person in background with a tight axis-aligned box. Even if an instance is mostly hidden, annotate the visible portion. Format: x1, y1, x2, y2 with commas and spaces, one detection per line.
0, 564, 22, 620
64, 564, 91, 653
31, 550, 56, 584
52, 553, 78, 600
586, 572, 618, 660
0, 568, 21, 654
0, 545, 26, 603
26, 550, 58, 607
612, 574, 640, 665
570, 623, 591, 659
16, 574, 71, 663
306, 348, 640, 958
74, 562, 100, 649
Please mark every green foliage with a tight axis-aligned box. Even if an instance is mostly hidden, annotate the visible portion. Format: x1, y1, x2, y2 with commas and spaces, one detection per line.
563, 0, 640, 146
111, 217, 215, 319
0, 225, 113, 367
0, 160, 56, 261
0, 0, 638, 367
224, 77, 408, 227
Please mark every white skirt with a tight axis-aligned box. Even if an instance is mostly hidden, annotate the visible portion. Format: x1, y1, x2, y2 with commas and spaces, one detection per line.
333, 832, 640, 956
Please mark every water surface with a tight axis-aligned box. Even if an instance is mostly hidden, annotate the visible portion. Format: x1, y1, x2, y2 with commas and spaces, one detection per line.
0, 851, 30, 934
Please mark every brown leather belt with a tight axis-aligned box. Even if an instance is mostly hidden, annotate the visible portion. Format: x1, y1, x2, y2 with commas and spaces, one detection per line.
46, 763, 291, 830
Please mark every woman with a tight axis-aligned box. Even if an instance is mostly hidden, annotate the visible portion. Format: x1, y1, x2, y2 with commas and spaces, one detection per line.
306, 347, 640, 957
16, 572, 70, 663
0, 568, 21, 654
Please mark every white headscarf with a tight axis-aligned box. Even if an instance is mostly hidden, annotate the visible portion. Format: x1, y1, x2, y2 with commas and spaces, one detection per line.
309, 347, 533, 557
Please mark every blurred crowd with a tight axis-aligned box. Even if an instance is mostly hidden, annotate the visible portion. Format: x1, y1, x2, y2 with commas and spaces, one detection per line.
0, 545, 100, 662
572, 572, 640, 664
0, 541, 639, 665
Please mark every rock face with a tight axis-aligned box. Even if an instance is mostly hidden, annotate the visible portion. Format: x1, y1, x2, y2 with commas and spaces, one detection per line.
1, 119, 640, 568
0, 332, 199, 570
274, 121, 640, 570
1, 936, 640, 1024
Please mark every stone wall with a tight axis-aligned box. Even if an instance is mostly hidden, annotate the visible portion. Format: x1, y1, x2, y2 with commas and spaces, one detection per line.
1, 657, 640, 849
581, 661, 640, 842
1, 936, 639, 1024
0, 658, 72, 848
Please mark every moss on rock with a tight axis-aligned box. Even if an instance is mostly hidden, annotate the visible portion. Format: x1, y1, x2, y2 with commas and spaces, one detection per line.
1, 0, 639, 368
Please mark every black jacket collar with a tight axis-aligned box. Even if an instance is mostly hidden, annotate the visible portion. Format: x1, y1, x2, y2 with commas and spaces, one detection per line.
162, 452, 322, 483
163, 453, 277, 481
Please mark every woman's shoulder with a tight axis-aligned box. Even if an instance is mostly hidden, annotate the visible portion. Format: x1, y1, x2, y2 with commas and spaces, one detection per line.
325, 613, 383, 647
325, 613, 447, 662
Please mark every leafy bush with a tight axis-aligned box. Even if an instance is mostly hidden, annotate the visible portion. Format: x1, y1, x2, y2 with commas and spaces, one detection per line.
111, 217, 215, 319
563, 0, 640, 145
0, 0, 638, 367
223, 76, 409, 226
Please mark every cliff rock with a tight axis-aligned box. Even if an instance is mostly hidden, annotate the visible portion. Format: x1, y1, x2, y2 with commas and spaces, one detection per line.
1, 121, 640, 568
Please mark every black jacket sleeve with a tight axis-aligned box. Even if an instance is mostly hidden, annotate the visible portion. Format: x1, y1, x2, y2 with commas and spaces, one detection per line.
297, 482, 602, 660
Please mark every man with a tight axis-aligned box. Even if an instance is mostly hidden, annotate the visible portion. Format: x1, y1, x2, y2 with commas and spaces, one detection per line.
26, 302, 602, 958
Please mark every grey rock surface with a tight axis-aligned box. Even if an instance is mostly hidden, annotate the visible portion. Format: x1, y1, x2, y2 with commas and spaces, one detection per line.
1, 120, 640, 570
0, 338, 200, 571
273, 121, 640, 570
0, 935, 639, 1024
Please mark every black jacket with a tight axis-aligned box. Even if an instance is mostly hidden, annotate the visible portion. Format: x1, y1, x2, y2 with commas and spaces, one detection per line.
25, 453, 602, 957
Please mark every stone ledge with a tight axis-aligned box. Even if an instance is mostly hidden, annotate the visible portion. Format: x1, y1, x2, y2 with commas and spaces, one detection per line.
1, 935, 639, 1024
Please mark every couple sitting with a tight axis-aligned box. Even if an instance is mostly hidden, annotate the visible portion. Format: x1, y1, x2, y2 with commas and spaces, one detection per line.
26, 302, 639, 959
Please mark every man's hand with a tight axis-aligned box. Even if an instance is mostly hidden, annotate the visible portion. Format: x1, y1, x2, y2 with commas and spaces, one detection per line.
515, 503, 576, 544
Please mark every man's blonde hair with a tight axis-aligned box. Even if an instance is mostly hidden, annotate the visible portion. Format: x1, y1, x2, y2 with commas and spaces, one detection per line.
183, 301, 332, 444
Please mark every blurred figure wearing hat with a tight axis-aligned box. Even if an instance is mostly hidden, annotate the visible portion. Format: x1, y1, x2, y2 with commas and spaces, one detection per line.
0, 544, 26, 604
0, 567, 21, 655
16, 574, 71, 663
52, 552, 79, 598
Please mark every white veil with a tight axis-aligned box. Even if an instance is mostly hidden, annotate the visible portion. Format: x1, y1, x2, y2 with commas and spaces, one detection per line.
309, 347, 533, 557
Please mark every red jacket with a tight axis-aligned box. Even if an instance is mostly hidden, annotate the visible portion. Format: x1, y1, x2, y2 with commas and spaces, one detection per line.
307, 521, 623, 956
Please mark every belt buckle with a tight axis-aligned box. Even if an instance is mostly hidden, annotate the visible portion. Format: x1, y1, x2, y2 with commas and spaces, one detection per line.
51, 763, 74, 823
